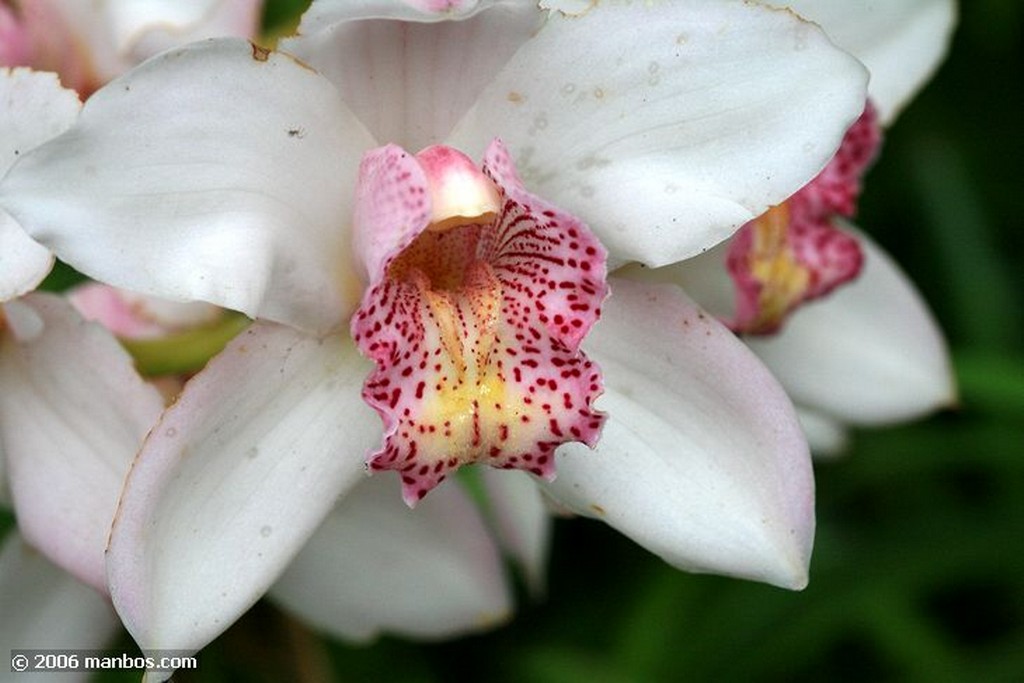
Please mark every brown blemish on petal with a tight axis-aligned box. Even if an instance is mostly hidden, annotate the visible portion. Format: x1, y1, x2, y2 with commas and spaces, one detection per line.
590, 503, 606, 516
507, 91, 525, 104
251, 43, 271, 62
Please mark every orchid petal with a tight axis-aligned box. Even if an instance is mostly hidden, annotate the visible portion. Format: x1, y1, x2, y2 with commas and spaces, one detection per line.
0, 293, 164, 594
0, 5, 32, 66
0, 39, 375, 334
783, 0, 957, 125
283, 0, 542, 152
352, 140, 606, 503
543, 279, 814, 589
351, 144, 431, 284
110, 0, 261, 59
0, 1, 124, 92
479, 468, 551, 594
796, 407, 850, 458
270, 474, 510, 642
0, 217, 51, 302
0, 68, 80, 300
297, 0, 508, 25
745, 224, 956, 425
0, 533, 120, 661
0, 442, 10, 508
68, 282, 222, 339
107, 323, 379, 655
447, 0, 868, 266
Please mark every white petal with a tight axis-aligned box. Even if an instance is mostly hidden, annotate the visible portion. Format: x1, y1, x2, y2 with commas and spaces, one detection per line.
270, 474, 510, 642
746, 224, 956, 425
283, 1, 542, 152
0, 68, 80, 300
796, 407, 850, 458
110, 0, 261, 59
615, 239, 737, 320
297, 0, 518, 28
0, 217, 52, 302
543, 278, 814, 589
479, 469, 551, 595
0, 441, 9, 508
0, 39, 376, 334
107, 322, 379, 655
447, 0, 868, 266
0, 293, 164, 594
0, 533, 120, 664
0, 67, 80, 178
782, 0, 957, 125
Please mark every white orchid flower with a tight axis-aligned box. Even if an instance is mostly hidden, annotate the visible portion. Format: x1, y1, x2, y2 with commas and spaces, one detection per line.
631, 0, 959, 454
0, 0, 869, 668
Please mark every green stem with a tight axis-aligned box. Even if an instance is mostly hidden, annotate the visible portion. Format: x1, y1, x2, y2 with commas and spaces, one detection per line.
120, 314, 251, 377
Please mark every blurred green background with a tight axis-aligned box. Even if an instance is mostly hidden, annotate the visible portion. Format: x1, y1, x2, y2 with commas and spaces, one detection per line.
57, 1, 1024, 681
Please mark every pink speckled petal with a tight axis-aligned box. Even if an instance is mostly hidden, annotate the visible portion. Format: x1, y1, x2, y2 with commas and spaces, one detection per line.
353, 140, 607, 505
726, 105, 882, 335
270, 473, 510, 642
481, 139, 607, 351
726, 208, 864, 335
352, 144, 432, 285
544, 278, 815, 590
0, 293, 164, 594
746, 225, 956, 425
794, 103, 881, 219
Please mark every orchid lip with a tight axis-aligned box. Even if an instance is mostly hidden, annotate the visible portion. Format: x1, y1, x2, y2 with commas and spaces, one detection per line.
351, 139, 608, 506
727, 102, 881, 335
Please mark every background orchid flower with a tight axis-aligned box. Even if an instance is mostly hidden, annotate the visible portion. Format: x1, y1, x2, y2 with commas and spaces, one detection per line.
0, 0, 262, 97
0, 0, 869, 667
0, 292, 165, 670
626, 0, 959, 454
0, 51, 247, 671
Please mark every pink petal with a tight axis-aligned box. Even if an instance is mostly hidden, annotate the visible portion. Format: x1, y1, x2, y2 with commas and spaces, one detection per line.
726, 105, 882, 334
0, 293, 164, 593
352, 140, 607, 504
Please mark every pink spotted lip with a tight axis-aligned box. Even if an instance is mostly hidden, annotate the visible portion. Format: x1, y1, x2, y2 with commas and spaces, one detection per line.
727, 102, 881, 335
351, 139, 608, 506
